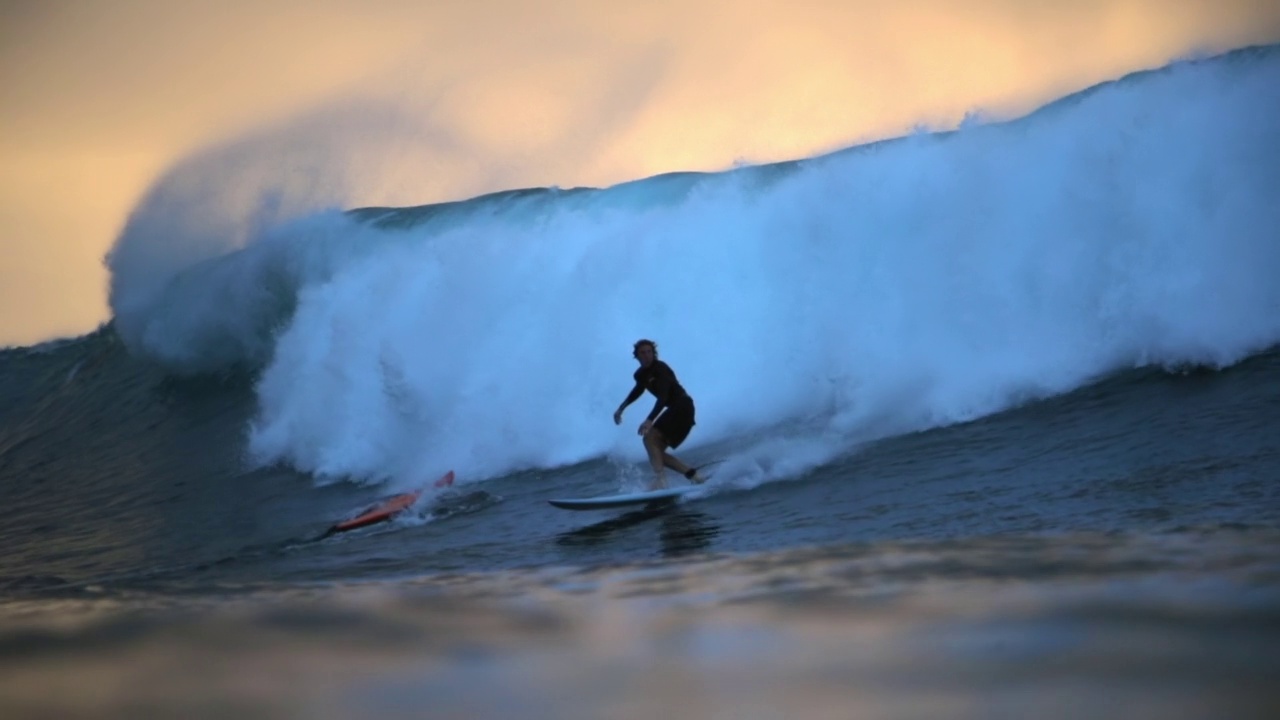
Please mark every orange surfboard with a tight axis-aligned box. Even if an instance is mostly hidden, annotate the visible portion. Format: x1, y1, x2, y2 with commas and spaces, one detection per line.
327, 470, 455, 534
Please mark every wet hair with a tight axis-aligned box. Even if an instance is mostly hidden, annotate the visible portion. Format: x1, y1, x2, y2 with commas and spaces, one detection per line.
632, 339, 658, 358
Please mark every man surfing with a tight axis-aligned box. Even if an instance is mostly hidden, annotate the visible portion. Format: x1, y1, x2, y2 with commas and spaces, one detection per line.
613, 339, 706, 490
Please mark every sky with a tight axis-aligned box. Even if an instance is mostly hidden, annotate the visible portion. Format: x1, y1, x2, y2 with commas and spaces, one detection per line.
2, 0, 1278, 348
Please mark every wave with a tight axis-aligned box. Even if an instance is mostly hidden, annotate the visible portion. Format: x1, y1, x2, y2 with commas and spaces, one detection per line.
101, 45, 1280, 487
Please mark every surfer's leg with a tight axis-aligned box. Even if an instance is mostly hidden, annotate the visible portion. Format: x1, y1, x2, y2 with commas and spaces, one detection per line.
653, 399, 700, 482
661, 453, 696, 478
659, 453, 708, 484
672, 456, 707, 484
642, 427, 669, 490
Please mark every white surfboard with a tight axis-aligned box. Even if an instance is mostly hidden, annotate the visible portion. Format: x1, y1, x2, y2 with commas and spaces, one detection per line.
548, 485, 699, 511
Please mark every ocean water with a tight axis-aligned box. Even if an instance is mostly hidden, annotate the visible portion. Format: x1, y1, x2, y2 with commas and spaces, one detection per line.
2, 45, 1279, 719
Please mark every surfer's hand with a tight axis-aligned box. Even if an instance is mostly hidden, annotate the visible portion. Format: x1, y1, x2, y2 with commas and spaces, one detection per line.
639, 420, 652, 436
613, 409, 623, 425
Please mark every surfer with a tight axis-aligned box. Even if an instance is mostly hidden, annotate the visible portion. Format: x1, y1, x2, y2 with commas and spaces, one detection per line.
613, 339, 705, 490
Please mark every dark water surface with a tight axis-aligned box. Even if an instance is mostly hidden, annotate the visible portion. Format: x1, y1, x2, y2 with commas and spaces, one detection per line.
1, 331, 1277, 717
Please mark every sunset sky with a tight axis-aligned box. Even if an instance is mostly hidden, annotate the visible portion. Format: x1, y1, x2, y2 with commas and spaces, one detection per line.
2, 0, 1278, 348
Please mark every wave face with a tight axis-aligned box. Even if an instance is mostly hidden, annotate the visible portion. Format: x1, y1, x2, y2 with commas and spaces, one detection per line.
103, 45, 1280, 487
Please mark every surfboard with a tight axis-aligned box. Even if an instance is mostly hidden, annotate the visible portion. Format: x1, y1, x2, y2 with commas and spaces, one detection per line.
326, 470, 455, 534
548, 485, 698, 511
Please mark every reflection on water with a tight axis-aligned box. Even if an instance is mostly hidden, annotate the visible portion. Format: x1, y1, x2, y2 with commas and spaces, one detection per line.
658, 512, 720, 557
555, 505, 677, 547
1, 528, 1277, 719
556, 508, 720, 558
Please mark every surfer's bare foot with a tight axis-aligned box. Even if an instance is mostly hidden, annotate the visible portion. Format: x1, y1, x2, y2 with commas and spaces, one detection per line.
684, 467, 705, 484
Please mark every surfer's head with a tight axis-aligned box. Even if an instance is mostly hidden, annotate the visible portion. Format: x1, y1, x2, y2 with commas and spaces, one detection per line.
633, 339, 658, 366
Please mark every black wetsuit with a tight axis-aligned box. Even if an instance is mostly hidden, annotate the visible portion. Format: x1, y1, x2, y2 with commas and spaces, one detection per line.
625, 360, 697, 448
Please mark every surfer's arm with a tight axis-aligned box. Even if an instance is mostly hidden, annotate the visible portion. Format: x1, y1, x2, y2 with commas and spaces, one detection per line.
618, 382, 644, 412
645, 398, 667, 422
644, 366, 676, 421
615, 382, 644, 424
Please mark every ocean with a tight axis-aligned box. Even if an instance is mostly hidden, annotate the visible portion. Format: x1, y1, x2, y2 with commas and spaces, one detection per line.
2, 45, 1278, 719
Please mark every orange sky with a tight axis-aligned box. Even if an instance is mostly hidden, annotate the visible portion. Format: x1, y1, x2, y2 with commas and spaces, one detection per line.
2, 0, 1278, 347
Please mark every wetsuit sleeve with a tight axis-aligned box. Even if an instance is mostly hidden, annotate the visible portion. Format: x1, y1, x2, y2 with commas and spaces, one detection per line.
619, 381, 644, 410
